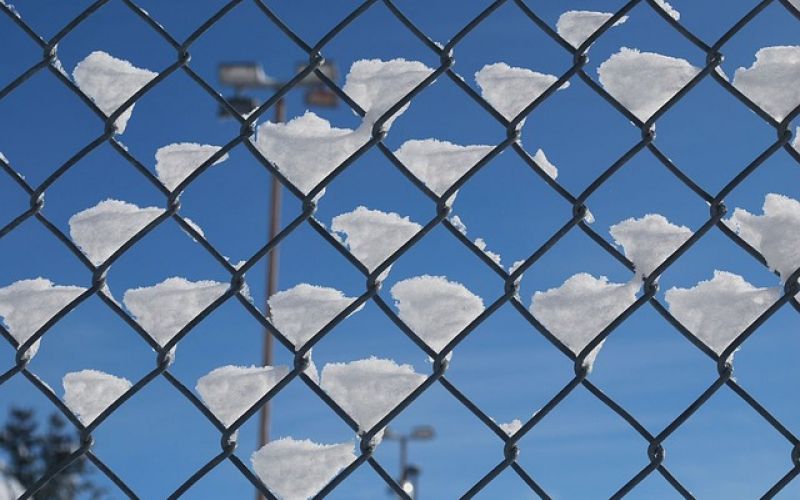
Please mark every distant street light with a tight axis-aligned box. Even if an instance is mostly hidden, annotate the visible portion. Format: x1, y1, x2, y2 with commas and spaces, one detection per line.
385, 426, 435, 499
217, 60, 339, 500
218, 61, 339, 117
219, 61, 275, 88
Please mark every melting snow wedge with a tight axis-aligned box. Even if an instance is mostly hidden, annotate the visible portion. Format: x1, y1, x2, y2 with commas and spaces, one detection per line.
610, 214, 692, 278
653, 0, 680, 20
498, 418, 523, 436
794, 126, 800, 152
197, 365, 289, 427
320, 357, 425, 439
391, 275, 484, 353
268, 283, 362, 348
598, 47, 699, 122
475, 63, 569, 122
733, 46, 800, 121
63, 370, 132, 425
531, 149, 558, 180
665, 271, 780, 356
727, 194, 800, 284
123, 277, 228, 348
256, 111, 367, 196
72, 51, 157, 133
69, 199, 164, 266
530, 273, 639, 369
556, 11, 628, 48
252, 437, 355, 500
155, 143, 229, 191
331, 207, 422, 275
0, 278, 86, 358
393, 139, 494, 198
343, 58, 434, 129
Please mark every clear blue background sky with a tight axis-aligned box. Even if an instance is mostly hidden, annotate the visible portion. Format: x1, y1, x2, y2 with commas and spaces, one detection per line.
1, 0, 799, 498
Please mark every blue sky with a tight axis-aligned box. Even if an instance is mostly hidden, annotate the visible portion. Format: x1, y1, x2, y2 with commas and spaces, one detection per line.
1, 0, 800, 498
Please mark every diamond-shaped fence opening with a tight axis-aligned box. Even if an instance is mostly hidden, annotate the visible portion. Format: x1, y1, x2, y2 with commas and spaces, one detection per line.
1, 0, 800, 498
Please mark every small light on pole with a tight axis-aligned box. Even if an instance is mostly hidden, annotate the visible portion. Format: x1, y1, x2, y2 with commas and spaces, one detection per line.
385, 426, 434, 499
218, 61, 275, 88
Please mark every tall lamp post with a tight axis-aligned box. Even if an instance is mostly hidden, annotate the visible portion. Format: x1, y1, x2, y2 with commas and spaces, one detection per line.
217, 61, 339, 499
384, 426, 435, 499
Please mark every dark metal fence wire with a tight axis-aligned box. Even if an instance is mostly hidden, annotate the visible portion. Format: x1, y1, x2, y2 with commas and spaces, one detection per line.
1, 0, 800, 498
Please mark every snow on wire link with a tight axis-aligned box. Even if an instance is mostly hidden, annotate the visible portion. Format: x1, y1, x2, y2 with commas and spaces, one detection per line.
1, 0, 800, 499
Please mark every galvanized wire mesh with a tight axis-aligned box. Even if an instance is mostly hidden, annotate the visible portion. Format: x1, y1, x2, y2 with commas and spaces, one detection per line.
1, 0, 800, 498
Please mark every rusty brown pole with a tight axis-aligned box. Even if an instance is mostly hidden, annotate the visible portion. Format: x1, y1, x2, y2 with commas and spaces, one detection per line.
256, 96, 285, 500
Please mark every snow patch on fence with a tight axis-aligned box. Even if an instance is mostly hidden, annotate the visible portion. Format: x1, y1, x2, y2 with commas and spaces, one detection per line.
665, 271, 779, 355
498, 418, 523, 436
610, 214, 692, 278
531, 149, 558, 180
268, 284, 362, 348
331, 207, 421, 275
598, 47, 699, 121
256, 111, 367, 196
0, 278, 86, 358
72, 51, 156, 133
63, 369, 131, 425
727, 194, 800, 284
794, 126, 800, 152
344, 58, 434, 129
475, 63, 569, 122
391, 275, 484, 353
197, 365, 289, 427
653, 0, 680, 21
530, 274, 639, 369
556, 11, 628, 48
251, 437, 355, 500
155, 143, 228, 191
393, 139, 494, 198
320, 357, 425, 440
123, 277, 228, 347
69, 199, 164, 266
733, 46, 800, 121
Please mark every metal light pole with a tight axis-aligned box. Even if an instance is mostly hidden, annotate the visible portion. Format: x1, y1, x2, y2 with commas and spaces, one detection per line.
258, 95, 284, 454
218, 61, 338, 500
384, 426, 435, 499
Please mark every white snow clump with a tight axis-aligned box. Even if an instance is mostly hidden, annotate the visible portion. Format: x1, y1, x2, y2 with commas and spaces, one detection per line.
391, 275, 484, 353
665, 271, 779, 355
498, 418, 523, 436
331, 207, 422, 273
393, 139, 494, 197
530, 274, 639, 369
733, 46, 800, 121
72, 51, 157, 133
268, 283, 362, 348
256, 111, 367, 195
197, 365, 289, 427
320, 357, 425, 438
0, 278, 86, 358
532, 148, 558, 180
63, 369, 132, 425
610, 214, 692, 278
123, 277, 228, 347
343, 58, 434, 129
727, 193, 800, 284
251, 437, 355, 500
653, 0, 680, 21
556, 11, 628, 48
598, 47, 699, 121
69, 199, 164, 266
475, 62, 569, 121
155, 143, 229, 191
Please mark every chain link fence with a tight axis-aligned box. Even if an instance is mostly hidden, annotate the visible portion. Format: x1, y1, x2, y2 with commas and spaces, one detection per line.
1, 0, 800, 498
